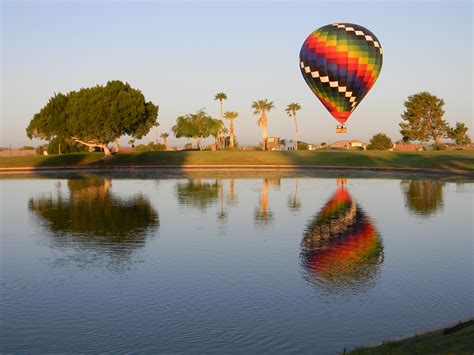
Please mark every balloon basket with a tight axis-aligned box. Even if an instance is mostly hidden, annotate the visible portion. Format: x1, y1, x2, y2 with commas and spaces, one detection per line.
336, 125, 347, 133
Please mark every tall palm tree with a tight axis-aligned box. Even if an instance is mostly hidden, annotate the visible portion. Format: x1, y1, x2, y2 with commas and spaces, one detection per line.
285, 103, 301, 151
160, 132, 169, 150
214, 92, 227, 149
252, 99, 274, 150
224, 111, 238, 149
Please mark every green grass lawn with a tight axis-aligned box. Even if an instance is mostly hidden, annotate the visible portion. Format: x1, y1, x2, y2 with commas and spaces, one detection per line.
350, 320, 474, 354
1, 150, 473, 173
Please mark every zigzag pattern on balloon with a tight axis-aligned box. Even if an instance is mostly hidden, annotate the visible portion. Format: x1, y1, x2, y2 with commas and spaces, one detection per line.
300, 23, 383, 124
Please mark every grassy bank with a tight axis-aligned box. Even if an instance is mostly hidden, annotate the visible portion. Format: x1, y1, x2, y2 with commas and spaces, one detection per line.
350, 319, 474, 354
0, 150, 473, 173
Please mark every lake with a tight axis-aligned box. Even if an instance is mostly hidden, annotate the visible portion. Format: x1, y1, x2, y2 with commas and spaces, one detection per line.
0, 170, 472, 353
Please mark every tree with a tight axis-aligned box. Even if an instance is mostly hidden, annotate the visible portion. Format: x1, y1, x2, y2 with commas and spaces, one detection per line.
154, 120, 160, 144
224, 111, 238, 149
210, 120, 225, 148
172, 110, 219, 150
367, 133, 393, 150
448, 122, 471, 145
399, 92, 448, 145
252, 99, 274, 151
26, 81, 158, 156
160, 132, 169, 150
285, 103, 301, 151
214, 92, 227, 149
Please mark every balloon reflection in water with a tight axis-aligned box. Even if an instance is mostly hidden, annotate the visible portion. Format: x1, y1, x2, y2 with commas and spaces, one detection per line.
301, 180, 383, 293
28, 175, 159, 267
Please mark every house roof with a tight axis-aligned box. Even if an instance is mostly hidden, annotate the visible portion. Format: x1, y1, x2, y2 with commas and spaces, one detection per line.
328, 140, 368, 147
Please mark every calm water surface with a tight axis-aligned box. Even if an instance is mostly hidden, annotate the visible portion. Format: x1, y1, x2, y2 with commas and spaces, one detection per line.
0, 171, 472, 353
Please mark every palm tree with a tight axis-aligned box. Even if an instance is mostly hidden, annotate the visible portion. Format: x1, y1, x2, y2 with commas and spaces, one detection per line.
252, 99, 274, 150
224, 111, 238, 149
154, 121, 160, 144
160, 132, 169, 150
285, 103, 301, 151
214, 92, 227, 149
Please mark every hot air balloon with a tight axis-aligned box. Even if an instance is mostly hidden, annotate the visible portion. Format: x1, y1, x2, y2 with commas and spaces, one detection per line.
299, 23, 383, 133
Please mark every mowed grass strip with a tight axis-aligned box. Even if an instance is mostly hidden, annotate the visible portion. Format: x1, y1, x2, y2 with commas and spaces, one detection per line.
0, 152, 103, 168
0, 150, 473, 172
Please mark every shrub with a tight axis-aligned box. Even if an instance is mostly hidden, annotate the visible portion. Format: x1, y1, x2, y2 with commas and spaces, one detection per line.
297, 142, 308, 150
134, 142, 166, 152
367, 133, 393, 150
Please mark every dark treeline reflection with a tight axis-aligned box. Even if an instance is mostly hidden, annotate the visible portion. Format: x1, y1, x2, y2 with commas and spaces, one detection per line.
301, 179, 384, 294
401, 180, 445, 217
29, 175, 159, 266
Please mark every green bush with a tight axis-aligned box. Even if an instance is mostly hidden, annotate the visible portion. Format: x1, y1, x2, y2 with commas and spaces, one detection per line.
134, 142, 166, 152
367, 133, 393, 150
297, 142, 309, 150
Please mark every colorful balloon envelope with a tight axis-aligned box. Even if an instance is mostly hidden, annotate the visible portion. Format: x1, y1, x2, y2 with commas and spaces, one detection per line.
299, 23, 383, 130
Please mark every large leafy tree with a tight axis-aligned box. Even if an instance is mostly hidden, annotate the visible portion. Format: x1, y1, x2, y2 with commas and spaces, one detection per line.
26, 81, 158, 156
172, 110, 219, 150
252, 99, 274, 150
224, 111, 238, 149
399, 92, 448, 145
448, 122, 471, 145
285, 103, 301, 151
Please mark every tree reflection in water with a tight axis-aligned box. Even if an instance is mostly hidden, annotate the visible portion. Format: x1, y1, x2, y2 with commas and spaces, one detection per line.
301, 179, 384, 294
28, 175, 159, 268
254, 178, 280, 226
175, 179, 219, 210
288, 178, 301, 212
401, 180, 445, 217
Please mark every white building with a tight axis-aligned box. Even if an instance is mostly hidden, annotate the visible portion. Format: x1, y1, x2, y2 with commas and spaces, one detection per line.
327, 140, 368, 150
279, 138, 296, 151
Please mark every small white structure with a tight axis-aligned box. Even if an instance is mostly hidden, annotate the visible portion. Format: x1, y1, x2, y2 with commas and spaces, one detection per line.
279, 138, 296, 151
327, 140, 368, 150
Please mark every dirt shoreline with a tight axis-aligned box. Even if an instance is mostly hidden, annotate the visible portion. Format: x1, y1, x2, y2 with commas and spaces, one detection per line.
1, 164, 473, 176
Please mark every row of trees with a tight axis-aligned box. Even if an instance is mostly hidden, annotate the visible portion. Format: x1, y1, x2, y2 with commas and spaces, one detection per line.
183, 91, 470, 152
26, 83, 470, 155
170, 93, 303, 151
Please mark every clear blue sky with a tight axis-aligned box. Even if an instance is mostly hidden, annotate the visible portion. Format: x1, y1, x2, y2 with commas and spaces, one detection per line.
1, 0, 472, 147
